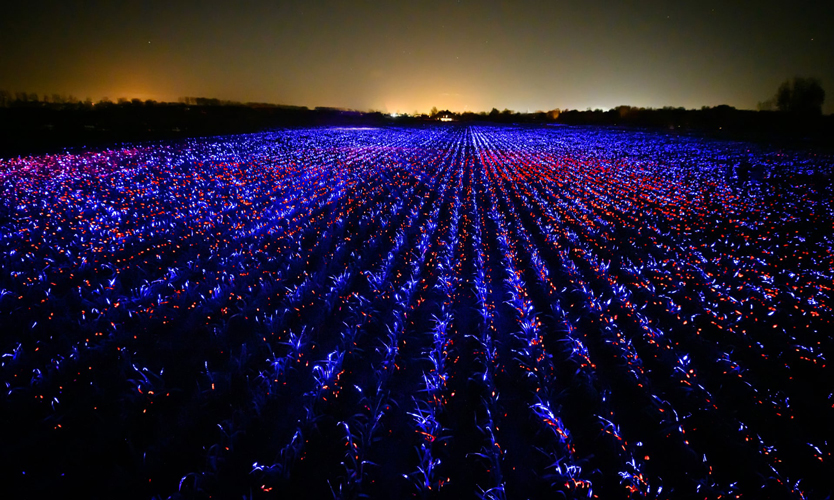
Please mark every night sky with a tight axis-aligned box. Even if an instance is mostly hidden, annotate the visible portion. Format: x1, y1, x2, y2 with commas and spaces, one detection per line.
1, 0, 832, 114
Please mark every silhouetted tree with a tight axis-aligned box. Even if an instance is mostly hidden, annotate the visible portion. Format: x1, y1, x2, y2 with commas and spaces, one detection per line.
775, 77, 825, 115
757, 98, 775, 111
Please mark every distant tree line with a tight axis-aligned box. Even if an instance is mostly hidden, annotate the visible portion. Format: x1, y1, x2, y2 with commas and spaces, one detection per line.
1, 76, 830, 156
549, 77, 828, 147
417, 106, 560, 124
0, 94, 389, 157
0, 91, 173, 109
0, 91, 315, 109
411, 103, 831, 148
407, 77, 831, 147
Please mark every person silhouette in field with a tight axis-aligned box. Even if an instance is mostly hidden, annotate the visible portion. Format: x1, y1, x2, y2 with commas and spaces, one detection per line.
731, 159, 752, 196
738, 160, 751, 184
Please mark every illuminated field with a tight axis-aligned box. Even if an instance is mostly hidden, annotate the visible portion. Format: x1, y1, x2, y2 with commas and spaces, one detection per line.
1, 126, 832, 499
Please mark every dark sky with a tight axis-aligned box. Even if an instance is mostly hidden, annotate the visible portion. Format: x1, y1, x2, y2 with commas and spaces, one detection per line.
1, 0, 832, 114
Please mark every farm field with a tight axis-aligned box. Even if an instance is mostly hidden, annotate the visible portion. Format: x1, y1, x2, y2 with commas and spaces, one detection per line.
1, 125, 832, 499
